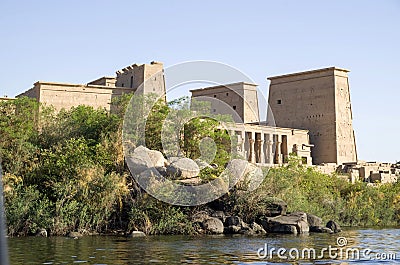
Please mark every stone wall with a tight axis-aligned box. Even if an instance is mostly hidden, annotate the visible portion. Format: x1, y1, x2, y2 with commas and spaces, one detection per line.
191, 82, 260, 123
17, 61, 167, 112
18, 81, 133, 112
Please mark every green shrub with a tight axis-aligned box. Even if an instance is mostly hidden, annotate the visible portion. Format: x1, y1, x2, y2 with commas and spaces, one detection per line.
128, 196, 194, 235
4, 185, 52, 236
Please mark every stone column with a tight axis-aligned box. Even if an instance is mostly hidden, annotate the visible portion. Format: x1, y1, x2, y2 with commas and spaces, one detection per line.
249, 132, 256, 163
266, 135, 273, 164
260, 133, 265, 164
249, 139, 256, 163
240, 131, 245, 157
276, 140, 282, 164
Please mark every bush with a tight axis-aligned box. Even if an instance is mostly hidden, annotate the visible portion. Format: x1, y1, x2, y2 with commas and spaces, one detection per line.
51, 167, 129, 235
128, 195, 194, 235
224, 156, 400, 227
4, 185, 52, 236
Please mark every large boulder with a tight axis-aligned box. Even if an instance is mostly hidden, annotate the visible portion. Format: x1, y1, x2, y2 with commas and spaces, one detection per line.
203, 217, 224, 234
166, 157, 200, 179
211, 211, 226, 222
255, 198, 287, 218
194, 159, 214, 170
306, 213, 323, 227
147, 149, 166, 168
191, 211, 210, 224
223, 216, 266, 235
242, 163, 264, 191
310, 226, 334, 233
126, 146, 166, 175
225, 159, 249, 185
224, 216, 244, 234
225, 159, 264, 191
262, 212, 309, 234
249, 222, 267, 235
326, 220, 342, 233
306, 213, 323, 231
225, 216, 242, 227
266, 199, 287, 217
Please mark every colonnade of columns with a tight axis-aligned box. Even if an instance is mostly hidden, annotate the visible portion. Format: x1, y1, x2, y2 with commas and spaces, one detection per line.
234, 130, 287, 164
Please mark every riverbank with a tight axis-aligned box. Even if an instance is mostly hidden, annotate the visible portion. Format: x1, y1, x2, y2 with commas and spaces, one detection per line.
5, 159, 400, 238
1, 97, 400, 237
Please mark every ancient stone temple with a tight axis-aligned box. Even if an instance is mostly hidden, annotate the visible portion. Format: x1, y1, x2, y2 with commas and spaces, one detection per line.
267, 67, 357, 165
16, 61, 360, 167
190, 82, 313, 165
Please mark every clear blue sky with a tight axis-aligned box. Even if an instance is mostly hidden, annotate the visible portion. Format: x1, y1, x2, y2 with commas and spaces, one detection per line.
1, 0, 399, 162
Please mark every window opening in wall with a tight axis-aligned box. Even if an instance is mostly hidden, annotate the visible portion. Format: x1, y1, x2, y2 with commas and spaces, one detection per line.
226, 92, 229, 96
213, 109, 216, 112
121, 83, 124, 87
214, 95, 216, 98
130, 76, 133, 88
233, 105, 236, 110
277, 99, 282, 104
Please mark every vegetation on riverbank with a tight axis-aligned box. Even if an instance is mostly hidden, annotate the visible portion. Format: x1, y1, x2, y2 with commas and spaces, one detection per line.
1, 96, 399, 237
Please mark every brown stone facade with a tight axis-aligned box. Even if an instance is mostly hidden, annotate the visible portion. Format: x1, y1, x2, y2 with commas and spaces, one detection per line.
267, 67, 357, 165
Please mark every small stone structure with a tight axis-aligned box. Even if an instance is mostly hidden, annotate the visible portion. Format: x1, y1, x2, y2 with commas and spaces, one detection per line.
317, 161, 399, 184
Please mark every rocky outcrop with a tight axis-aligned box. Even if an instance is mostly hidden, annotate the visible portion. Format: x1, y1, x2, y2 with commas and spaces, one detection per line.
166, 157, 200, 179
223, 216, 266, 235
192, 211, 224, 234
259, 210, 341, 235
211, 211, 226, 222
249, 222, 267, 235
126, 145, 167, 175
265, 199, 287, 217
126, 147, 203, 183
126, 146, 342, 237
203, 217, 224, 234
326, 220, 342, 233
307, 213, 323, 227
192, 211, 266, 235
261, 211, 309, 234
310, 226, 334, 233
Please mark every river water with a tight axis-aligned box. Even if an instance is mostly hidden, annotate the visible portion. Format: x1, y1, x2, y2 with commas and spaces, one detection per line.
7, 228, 400, 264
